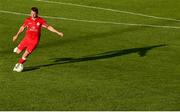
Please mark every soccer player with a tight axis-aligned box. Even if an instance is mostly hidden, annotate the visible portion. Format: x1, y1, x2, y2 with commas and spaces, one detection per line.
12, 7, 64, 72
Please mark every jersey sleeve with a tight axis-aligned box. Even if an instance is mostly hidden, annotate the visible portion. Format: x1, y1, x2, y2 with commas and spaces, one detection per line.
22, 18, 28, 27
41, 19, 49, 28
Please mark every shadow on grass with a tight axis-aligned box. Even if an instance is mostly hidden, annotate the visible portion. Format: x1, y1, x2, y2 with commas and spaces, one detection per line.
23, 44, 167, 72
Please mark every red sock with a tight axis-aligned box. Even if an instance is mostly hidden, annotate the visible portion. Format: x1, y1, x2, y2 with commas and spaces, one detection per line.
18, 58, 26, 64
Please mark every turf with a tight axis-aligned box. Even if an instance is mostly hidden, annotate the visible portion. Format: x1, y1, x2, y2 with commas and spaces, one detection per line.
0, 0, 180, 110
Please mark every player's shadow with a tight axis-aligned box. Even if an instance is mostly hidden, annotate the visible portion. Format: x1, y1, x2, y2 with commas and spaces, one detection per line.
24, 44, 167, 72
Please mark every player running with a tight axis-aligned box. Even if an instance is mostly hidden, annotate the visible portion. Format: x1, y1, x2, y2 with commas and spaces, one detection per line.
12, 7, 64, 72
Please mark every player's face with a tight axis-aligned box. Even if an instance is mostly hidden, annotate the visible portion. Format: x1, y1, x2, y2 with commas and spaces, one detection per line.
31, 11, 38, 18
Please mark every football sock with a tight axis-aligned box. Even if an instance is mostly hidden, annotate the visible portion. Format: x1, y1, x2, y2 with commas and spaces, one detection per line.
18, 57, 26, 64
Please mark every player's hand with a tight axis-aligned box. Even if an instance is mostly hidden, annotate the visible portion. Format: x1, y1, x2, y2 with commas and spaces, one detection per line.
13, 35, 18, 42
58, 32, 64, 37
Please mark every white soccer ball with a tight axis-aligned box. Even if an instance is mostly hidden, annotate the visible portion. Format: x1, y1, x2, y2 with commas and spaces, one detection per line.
16, 64, 24, 72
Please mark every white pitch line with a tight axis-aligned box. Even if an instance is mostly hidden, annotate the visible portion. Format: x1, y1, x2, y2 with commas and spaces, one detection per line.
34, 0, 180, 22
0, 10, 29, 16
1, 10, 180, 29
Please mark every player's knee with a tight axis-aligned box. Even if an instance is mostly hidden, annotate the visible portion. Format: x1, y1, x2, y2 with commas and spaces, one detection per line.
16, 50, 21, 54
14, 47, 22, 54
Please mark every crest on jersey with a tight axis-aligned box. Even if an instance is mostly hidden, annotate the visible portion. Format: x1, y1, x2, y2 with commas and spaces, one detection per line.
37, 22, 40, 26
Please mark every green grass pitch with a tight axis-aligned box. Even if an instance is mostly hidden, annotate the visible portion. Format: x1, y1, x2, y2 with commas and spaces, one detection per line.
0, 0, 180, 110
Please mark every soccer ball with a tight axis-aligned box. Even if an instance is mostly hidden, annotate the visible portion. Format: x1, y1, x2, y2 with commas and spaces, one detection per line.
16, 64, 24, 72
13, 63, 24, 72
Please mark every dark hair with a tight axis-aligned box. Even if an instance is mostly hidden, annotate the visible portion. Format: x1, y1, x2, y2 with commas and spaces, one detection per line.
31, 7, 38, 14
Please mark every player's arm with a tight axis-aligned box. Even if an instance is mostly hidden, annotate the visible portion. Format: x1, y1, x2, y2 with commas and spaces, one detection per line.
13, 26, 25, 42
46, 26, 64, 37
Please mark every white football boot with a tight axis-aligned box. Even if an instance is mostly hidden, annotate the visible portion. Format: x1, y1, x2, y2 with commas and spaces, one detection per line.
13, 47, 18, 53
13, 63, 19, 72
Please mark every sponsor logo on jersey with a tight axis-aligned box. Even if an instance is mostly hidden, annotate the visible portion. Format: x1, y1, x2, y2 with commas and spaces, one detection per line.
37, 22, 40, 26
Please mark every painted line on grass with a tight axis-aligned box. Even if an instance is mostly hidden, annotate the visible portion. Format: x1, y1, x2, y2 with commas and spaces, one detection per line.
1, 10, 180, 29
34, 0, 180, 22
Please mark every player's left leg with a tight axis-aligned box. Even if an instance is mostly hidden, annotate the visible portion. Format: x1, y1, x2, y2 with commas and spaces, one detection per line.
13, 47, 23, 54
13, 38, 28, 54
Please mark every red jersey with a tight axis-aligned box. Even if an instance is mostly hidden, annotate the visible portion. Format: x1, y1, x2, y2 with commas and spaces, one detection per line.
17, 16, 49, 53
22, 16, 49, 41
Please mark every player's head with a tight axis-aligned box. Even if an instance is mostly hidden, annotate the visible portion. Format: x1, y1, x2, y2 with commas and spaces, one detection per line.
31, 7, 38, 18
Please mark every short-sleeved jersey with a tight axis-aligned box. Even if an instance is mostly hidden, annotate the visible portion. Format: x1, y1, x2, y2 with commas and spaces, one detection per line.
23, 16, 49, 41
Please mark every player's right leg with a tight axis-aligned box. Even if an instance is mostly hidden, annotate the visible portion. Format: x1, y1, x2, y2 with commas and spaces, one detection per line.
13, 39, 28, 72
18, 50, 30, 65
